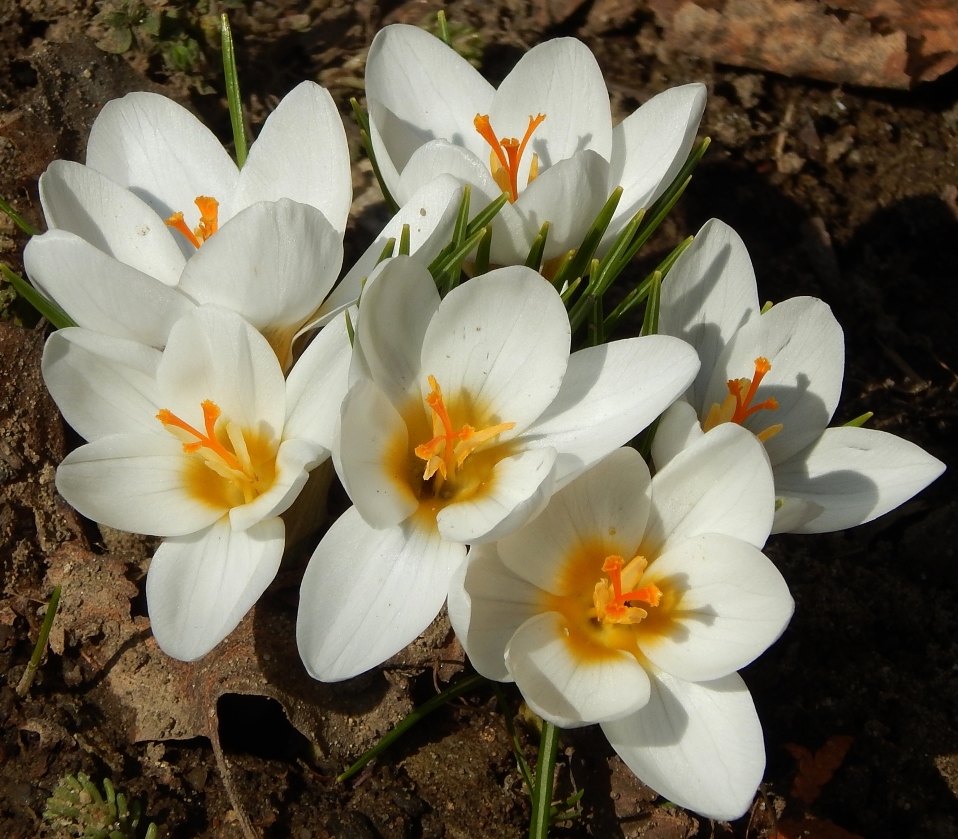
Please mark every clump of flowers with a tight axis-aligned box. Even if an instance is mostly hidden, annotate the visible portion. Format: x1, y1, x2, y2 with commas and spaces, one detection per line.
2, 11, 945, 833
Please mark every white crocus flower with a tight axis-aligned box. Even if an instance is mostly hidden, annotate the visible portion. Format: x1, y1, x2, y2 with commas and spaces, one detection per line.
654, 218, 945, 533
42, 305, 351, 660
23, 83, 352, 365
365, 24, 705, 265
296, 257, 699, 682
448, 434, 793, 821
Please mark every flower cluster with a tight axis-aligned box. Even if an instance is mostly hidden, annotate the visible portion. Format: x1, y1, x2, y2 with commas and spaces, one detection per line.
16, 18, 944, 827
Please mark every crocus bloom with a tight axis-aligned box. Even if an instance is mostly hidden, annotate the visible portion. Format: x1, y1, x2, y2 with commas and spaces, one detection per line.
43, 305, 350, 659
364, 24, 705, 265
654, 218, 945, 533
24, 83, 352, 365
296, 257, 699, 682
448, 433, 793, 820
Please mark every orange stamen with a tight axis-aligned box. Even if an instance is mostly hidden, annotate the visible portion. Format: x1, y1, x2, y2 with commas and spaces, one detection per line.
165, 196, 220, 248
157, 400, 245, 475
473, 113, 545, 202
729, 356, 778, 423
601, 556, 661, 609
414, 375, 515, 484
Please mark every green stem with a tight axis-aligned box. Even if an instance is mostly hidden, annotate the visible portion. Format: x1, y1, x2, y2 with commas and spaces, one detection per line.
17, 586, 61, 697
337, 673, 486, 783
220, 14, 248, 168
529, 720, 560, 839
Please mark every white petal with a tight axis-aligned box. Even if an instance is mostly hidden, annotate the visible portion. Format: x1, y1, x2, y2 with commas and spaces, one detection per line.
398, 141, 502, 208
56, 434, 225, 536
177, 199, 342, 367
658, 218, 759, 409
602, 669, 765, 821
296, 506, 465, 682
506, 612, 651, 727
520, 335, 699, 488
42, 328, 162, 441
645, 424, 775, 555
157, 306, 286, 442
39, 160, 186, 285
24, 230, 194, 348
86, 92, 238, 236
338, 379, 418, 529
232, 82, 352, 233
705, 296, 844, 464
772, 426, 946, 533
436, 447, 557, 544
498, 448, 652, 594
491, 38, 612, 180
365, 24, 495, 173
356, 256, 440, 406
650, 400, 705, 471
508, 151, 610, 262
421, 268, 570, 435
329, 175, 464, 325
284, 315, 352, 450
605, 84, 707, 246
229, 438, 325, 531
147, 516, 284, 660
639, 533, 793, 682
771, 495, 823, 534
447, 544, 539, 682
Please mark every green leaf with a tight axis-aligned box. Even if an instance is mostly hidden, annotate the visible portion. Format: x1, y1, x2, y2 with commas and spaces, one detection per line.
0, 194, 40, 236
0, 264, 76, 329
465, 192, 507, 239
398, 223, 411, 256
436, 9, 452, 46
640, 270, 661, 337
524, 221, 549, 271
842, 411, 873, 428
220, 13, 248, 167
550, 186, 622, 294
337, 673, 486, 783
350, 98, 400, 214
474, 226, 493, 276
528, 720, 560, 839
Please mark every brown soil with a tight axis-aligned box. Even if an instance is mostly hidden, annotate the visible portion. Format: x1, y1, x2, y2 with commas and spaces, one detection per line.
1, 1, 956, 838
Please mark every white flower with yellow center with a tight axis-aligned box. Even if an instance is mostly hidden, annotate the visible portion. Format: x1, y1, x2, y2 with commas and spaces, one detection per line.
42, 305, 351, 660
448, 433, 794, 820
654, 218, 945, 533
23, 83, 356, 366
364, 24, 705, 265
296, 256, 699, 682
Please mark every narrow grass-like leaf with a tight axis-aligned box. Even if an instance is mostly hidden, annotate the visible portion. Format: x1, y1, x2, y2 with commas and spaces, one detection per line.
220, 14, 248, 168
525, 222, 549, 271
842, 411, 874, 428
350, 98, 401, 214
761, 300, 774, 314
16, 586, 61, 697
640, 271, 661, 337
560, 276, 582, 305
491, 684, 535, 793
603, 236, 692, 336
344, 310, 355, 347
0, 264, 76, 328
398, 223, 411, 256
465, 192, 508, 239
474, 226, 493, 276
587, 294, 604, 347
337, 673, 486, 783
529, 720, 560, 839
436, 226, 488, 294
436, 9, 452, 46
552, 187, 622, 293
636, 415, 661, 462
376, 238, 396, 265
0, 194, 40, 236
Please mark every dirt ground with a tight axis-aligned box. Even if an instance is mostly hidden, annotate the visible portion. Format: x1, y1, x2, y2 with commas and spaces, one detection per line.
1, 1, 956, 838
